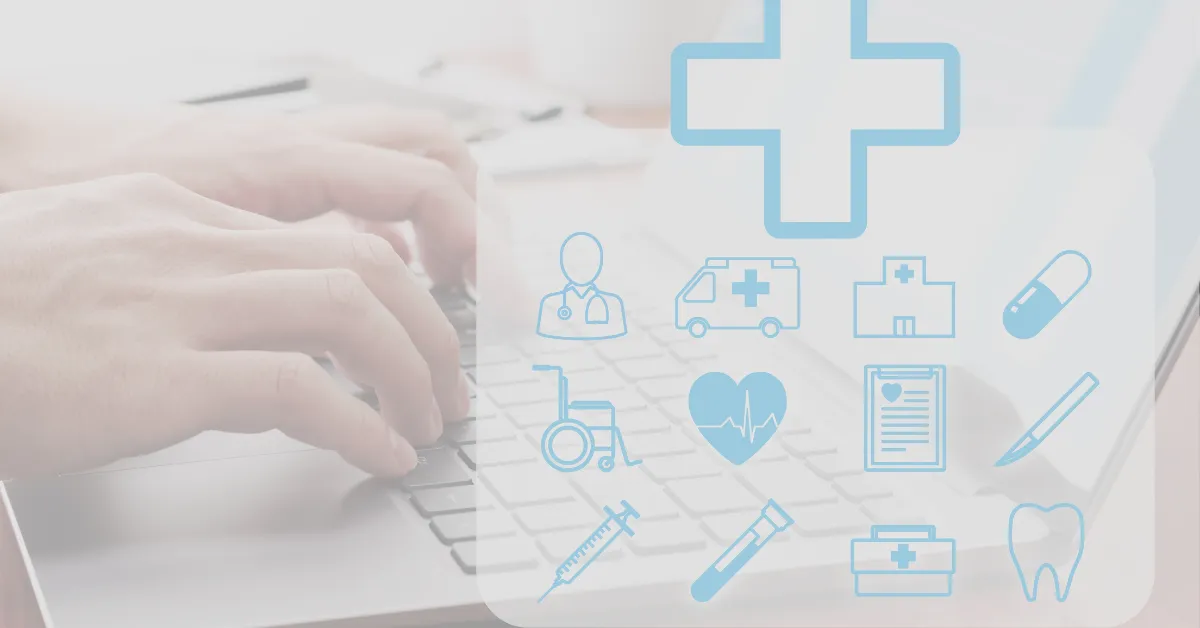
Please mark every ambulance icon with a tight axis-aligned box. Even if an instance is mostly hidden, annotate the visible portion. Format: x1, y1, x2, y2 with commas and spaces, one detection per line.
854, 257, 956, 339
675, 257, 800, 339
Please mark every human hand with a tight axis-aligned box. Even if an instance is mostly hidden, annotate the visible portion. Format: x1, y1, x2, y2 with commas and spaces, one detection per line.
0, 174, 468, 480
0, 98, 478, 285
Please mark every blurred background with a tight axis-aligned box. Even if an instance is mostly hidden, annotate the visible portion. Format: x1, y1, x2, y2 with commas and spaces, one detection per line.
0, 0, 743, 106
0, 0, 760, 178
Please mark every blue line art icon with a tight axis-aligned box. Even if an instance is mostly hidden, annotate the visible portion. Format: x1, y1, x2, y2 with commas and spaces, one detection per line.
854, 257, 956, 339
996, 373, 1100, 467
537, 232, 628, 341
1004, 250, 1092, 340
539, 501, 640, 603
675, 257, 800, 338
850, 525, 957, 597
692, 499, 793, 602
864, 366, 947, 473
1008, 503, 1085, 602
670, 0, 961, 239
689, 372, 787, 466
535, 365, 641, 473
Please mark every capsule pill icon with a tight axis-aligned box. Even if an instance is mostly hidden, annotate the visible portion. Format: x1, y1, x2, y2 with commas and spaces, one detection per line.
1004, 250, 1092, 340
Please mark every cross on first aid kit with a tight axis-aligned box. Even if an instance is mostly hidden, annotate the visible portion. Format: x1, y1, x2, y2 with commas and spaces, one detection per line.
850, 525, 957, 597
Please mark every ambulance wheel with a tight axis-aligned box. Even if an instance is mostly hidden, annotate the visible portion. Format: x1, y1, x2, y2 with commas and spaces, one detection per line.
760, 318, 782, 339
686, 318, 710, 339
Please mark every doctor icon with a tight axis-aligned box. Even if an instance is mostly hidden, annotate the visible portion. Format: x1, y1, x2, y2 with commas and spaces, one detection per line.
537, 233, 628, 341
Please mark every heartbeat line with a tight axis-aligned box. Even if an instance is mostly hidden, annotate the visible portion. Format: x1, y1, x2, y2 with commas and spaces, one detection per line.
699, 392, 781, 444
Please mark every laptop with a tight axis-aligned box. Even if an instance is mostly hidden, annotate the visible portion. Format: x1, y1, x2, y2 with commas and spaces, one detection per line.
5, 1, 1199, 626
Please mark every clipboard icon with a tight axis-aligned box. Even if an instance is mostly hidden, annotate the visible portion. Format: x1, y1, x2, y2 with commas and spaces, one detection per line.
864, 365, 947, 472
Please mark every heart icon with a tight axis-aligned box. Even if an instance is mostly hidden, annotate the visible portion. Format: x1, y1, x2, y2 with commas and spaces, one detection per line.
688, 372, 787, 465
882, 383, 903, 403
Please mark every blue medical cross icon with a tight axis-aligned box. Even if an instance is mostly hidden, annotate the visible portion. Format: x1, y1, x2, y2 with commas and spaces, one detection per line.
671, 0, 961, 240
891, 544, 918, 569
732, 269, 771, 307
894, 264, 916, 284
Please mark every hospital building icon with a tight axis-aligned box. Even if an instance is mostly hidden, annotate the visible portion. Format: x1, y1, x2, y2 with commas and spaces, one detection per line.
854, 257, 956, 339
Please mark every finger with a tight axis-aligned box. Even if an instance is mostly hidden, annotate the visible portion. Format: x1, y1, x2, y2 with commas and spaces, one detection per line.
355, 219, 414, 264
182, 269, 443, 445
96, 173, 282, 231
192, 351, 418, 477
216, 229, 469, 423
271, 142, 476, 281
296, 106, 478, 197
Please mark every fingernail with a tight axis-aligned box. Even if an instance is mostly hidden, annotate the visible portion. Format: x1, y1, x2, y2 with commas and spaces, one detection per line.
428, 402, 444, 440
388, 430, 417, 475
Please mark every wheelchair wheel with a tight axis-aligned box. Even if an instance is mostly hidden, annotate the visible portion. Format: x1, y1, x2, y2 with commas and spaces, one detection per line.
598, 456, 615, 472
541, 419, 595, 472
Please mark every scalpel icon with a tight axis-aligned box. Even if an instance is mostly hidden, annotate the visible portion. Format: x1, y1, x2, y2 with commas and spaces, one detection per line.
995, 373, 1099, 467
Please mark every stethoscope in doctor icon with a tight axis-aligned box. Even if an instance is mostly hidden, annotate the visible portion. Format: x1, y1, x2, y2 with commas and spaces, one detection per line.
536, 232, 628, 341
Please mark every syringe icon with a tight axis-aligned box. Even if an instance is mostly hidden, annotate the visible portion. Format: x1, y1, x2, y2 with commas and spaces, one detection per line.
538, 501, 640, 603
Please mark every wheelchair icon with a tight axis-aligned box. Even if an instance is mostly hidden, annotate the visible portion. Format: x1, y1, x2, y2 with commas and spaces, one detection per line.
534, 365, 642, 473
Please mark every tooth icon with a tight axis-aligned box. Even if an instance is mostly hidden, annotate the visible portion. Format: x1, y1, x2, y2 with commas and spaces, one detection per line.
1008, 503, 1085, 602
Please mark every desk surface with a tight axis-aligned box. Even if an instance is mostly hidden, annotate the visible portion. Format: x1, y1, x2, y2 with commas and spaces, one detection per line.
2, 139, 1197, 628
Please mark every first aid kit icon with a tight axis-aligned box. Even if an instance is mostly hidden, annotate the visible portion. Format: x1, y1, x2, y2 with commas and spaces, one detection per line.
850, 525, 957, 597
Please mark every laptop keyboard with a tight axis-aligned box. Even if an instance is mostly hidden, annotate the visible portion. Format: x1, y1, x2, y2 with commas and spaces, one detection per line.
377, 283, 926, 577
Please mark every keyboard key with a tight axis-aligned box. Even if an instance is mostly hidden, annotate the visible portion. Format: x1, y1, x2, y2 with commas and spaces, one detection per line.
778, 419, 814, 435
658, 397, 691, 423
701, 512, 792, 545
506, 402, 560, 429
781, 432, 839, 458
453, 419, 518, 446
860, 499, 926, 524
669, 342, 718, 361
806, 453, 863, 479
570, 370, 626, 394
737, 462, 839, 507
636, 378, 691, 402
513, 501, 598, 535
487, 382, 559, 407
791, 502, 871, 536
570, 473, 682, 520
472, 439, 539, 467
411, 485, 489, 517
606, 390, 651, 412
444, 420, 479, 445
626, 428, 695, 459
646, 324, 689, 346
403, 448, 472, 490
614, 357, 687, 381
468, 395, 498, 421
431, 511, 517, 544
742, 440, 789, 464
481, 463, 578, 508
476, 346, 524, 366
538, 530, 624, 563
833, 476, 893, 502
458, 445, 477, 470
477, 363, 542, 386
667, 475, 760, 516
451, 539, 539, 574
626, 519, 707, 556
640, 452, 722, 482
551, 348, 607, 372
597, 340, 665, 362
612, 408, 672, 435
459, 346, 477, 367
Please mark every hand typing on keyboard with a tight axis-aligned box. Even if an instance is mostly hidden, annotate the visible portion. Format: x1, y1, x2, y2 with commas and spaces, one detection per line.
0, 95, 486, 480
